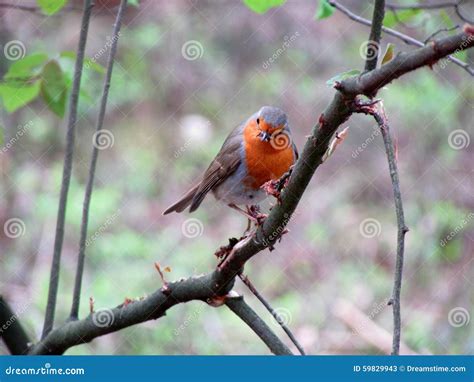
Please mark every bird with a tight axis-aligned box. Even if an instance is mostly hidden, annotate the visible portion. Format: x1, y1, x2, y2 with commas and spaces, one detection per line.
163, 106, 298, 223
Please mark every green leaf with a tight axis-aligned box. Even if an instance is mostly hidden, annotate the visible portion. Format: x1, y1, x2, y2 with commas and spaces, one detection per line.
242, 0, 286, 14
128, 0, 140, 7
315, 0, 334, 20
439, 10, 456, 29
381, 43, 395, 65
40, 60, 67, 117
37, 0, 68, 15
60, 50, 106, 74
0, 127, 4, 146
5, 53, 48, 79
326, 69, 360, 87
383, 9, 421, 28
0, 82, 41, 112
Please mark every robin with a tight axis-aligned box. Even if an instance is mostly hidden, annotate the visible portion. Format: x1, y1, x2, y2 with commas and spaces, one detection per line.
163, 106, 298, 222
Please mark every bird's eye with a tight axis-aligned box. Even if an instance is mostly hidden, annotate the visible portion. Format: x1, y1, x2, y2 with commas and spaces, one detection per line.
256, 118, 260, 125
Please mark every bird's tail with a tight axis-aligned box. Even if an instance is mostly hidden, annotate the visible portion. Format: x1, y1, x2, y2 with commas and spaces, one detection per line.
162, 184, 200, 215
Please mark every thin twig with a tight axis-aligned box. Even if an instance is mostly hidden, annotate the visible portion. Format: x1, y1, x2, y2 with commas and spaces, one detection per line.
424, 25, 460, 43
70, 0, 127, 321
225, 296, 293, 355
42, 0, 94, 340
328, 0, 474, 76
0, 1, 81, 15
238, 273, 306, 355
350, 100, 408, 355
386, 1, 458, 10
365, 0, 386, 71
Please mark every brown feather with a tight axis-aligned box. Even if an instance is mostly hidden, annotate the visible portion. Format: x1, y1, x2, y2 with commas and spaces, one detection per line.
162, 184, 199, 215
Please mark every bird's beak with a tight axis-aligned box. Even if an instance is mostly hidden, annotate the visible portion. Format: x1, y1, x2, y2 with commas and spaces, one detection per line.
258, 130, 271, 142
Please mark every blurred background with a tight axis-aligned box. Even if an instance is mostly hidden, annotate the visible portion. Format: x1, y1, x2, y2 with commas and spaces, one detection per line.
0, 0, 473, 355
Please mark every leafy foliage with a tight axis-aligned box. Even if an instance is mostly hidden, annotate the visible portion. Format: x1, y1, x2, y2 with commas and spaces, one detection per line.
242, 0, 286, 14
37, 0, 68, 15
0, 52, 104, 116
315, 0, 334, 20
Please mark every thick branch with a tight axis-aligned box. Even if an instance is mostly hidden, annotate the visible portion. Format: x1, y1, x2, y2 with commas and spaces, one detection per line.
70, 0, 127, 321
386, 1, 458, 10
328, 0, 474, 76
0, 296, 31, 355
225, 296, 293, 355
338, 28, 474, 97
365, 0, 385, 71
42, 0, 94, 340
30, 29, 474, 356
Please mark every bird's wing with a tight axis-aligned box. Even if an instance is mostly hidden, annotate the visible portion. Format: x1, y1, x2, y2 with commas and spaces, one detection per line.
188, 124, 244, 212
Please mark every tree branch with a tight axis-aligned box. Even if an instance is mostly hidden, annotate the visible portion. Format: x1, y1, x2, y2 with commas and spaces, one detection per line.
28, 28, 474, 356
42, 0, 94, 340
337, 27, 474, 97
328, 0, 474, 76
365, 0, 385, 71
238, 273, 305, 355
386, 1, 458, 10
0, 296, 31, 355
350, 100, 408, 355
70, 0, 127, 322
225, 296, 293, 355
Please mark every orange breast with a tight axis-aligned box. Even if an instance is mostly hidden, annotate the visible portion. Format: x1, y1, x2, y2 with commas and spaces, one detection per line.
243, 120, 295, 189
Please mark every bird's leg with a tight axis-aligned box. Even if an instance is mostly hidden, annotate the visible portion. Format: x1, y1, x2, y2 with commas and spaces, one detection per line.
228, 204, 267, 226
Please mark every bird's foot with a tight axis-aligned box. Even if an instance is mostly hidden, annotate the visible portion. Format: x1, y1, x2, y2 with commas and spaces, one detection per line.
246, 205, 267, 226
